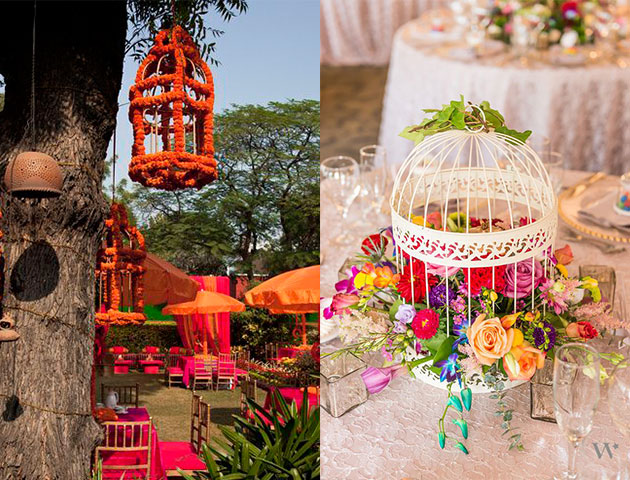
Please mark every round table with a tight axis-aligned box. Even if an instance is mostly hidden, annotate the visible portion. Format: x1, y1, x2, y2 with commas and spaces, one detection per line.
321, 170, 630, 479
379, 16, 630, 175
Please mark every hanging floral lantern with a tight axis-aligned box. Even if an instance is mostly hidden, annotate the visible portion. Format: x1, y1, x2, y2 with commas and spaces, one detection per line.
96, 203, 146, 326
128, 26, 217, 191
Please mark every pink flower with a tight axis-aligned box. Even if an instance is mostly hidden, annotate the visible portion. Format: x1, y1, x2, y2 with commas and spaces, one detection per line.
324, 293, 359, 318
426, 262, 461, 277
503, 260, 544, 299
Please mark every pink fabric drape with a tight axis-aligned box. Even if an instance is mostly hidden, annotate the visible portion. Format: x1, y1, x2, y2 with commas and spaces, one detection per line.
174, 276, 231, 354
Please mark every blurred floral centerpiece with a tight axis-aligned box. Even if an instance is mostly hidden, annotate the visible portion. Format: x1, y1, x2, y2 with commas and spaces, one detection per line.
323, 98, 621, 454
482, 0, 616, 47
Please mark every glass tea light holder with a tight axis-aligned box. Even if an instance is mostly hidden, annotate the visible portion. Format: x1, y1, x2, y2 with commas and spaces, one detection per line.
320, 350, 368, 418
614, 172, 630, 216
530, 359, 556, 422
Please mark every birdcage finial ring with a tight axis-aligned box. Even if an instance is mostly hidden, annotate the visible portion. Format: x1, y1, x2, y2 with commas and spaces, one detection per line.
464, 103, 486, 133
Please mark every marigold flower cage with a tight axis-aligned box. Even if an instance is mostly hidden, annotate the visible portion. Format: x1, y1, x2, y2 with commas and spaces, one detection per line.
390, 125, 558, 352
96, 203, 147, 326
128, 26, 217, 191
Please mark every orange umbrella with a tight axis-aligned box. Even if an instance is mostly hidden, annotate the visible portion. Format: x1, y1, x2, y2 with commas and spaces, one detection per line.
163, 291, 245, 356
244, 265, 319, 345
244, 265, 320, 314
162, 291, 245, 315
143, 253, 199, 305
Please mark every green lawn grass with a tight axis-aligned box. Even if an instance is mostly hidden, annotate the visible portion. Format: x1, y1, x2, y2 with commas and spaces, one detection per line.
96, 370, 267, 442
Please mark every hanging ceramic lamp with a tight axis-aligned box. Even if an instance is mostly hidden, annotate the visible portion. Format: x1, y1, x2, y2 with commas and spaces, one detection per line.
128, 26, 217, 191
4, 151, 63, 198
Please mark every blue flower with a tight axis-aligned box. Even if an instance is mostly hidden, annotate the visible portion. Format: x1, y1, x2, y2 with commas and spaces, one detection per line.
435, 353, 460, 383
452, 317, 471, 347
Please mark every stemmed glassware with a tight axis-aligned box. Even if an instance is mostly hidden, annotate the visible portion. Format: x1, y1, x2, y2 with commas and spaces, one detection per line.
358, 145, 388, 220
553, 343, 601, 480
320, 156, 360, 245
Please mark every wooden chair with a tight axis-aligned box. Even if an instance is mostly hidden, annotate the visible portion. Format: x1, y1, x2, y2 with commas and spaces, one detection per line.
265, 343, 279, 362
240, 376, 259, 420
100, 383, 140, 408
160, 395, 209, 477
94, 419, 152, 479
234, 350, 250, 385
215, 353, 236, 391
191, 356, 213, 391
164, 354, 184, 388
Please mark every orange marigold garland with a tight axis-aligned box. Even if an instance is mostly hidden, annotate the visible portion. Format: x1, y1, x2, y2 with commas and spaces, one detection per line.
96, 203, 147, 326
128, 25, 217, 191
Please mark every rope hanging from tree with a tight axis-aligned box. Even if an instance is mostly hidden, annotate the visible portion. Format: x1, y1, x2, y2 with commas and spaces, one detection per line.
128, 25, 217, 190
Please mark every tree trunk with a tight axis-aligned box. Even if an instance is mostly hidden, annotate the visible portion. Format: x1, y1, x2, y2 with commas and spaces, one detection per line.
0, 2, 126, 479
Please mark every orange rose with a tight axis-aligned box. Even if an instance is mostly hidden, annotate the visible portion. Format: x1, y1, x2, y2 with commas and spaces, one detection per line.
466, 314, 514, 366
503, 342, 546, 381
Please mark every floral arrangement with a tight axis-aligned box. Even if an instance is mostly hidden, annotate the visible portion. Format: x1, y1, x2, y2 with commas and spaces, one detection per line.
483, 0, 613, 47
128, 26, 217, 191
96, 203, 147, 326
325, 223, 619, 453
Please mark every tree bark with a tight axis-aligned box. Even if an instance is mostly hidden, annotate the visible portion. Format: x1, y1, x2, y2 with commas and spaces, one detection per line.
0, 2, 126, 479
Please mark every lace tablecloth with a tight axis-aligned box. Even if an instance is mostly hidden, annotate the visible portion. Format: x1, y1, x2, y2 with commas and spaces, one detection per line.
321, 0, 448, 66
378, 17, 630, 175
321, 170, 630, 479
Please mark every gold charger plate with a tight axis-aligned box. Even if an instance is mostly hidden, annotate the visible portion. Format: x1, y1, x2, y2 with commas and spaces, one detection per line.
558, 172, 630, 244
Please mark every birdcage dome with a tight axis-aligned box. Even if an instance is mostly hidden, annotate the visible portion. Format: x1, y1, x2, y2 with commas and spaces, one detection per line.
390, 129, 557, 269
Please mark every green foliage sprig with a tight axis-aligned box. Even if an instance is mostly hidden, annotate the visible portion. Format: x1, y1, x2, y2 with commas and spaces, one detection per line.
399, 96, 531, 145
485, 364, 524, 451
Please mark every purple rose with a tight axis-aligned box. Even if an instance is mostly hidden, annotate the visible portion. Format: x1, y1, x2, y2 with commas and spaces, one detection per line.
395, 304, 416, 324
503, 260, 544, 299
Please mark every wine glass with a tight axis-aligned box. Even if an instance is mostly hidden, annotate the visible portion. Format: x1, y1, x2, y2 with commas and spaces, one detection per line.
358, 145, 388, 218
320, 156, 360, 245
553, 343, 601, 480
608, 353, 630, 479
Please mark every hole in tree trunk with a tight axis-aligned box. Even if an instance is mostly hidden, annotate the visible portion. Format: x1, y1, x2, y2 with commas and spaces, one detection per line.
2, 395, 22, 421
10, 242, 59, 301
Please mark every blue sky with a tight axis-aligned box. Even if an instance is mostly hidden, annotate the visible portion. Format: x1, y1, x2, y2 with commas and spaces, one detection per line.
109, 0, 320, 186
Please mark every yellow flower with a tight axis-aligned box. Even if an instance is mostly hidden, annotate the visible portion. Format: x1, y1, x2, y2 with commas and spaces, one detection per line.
411, 215, 433, 228
556, 264, 568, 278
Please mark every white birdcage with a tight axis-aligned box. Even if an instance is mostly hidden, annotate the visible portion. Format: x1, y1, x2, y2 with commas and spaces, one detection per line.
390, 125, 558, 391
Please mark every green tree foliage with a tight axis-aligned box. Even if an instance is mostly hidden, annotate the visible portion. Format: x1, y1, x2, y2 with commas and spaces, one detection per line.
114, 100, 320, 277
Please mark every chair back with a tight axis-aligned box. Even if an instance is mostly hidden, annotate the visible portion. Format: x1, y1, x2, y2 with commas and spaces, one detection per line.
193, 399, 211, 452
95, 419, 152, 479
240, 376, 258, 417
218, 353, 235, 376
193, 356, 213, 376
265, 343, 278, 361
100, 383, 140, 408
165, 354, 181, 369
190, 393, 202, 447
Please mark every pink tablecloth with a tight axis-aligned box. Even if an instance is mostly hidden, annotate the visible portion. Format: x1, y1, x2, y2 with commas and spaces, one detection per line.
264, 387, 319, 411
100, 407, 165, 480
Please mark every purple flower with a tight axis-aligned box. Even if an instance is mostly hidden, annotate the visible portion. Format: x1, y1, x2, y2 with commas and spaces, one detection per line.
503, 260, 544, 299
450, 296, 466, 313
335, 266, 360, 294
395, 304, 416, 324
393, 321, 407, 333
429, 284, 456, 308
533, 321, 557, 352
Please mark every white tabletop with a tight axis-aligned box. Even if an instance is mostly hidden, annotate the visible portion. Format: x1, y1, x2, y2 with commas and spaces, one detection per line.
378, 16, 630, 176
321, 170, 630, 480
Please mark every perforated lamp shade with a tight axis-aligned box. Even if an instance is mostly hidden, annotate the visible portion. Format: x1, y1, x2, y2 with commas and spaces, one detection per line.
244, 265, 320, 314
4, 151, 63, 198
162, 291, 245, 315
